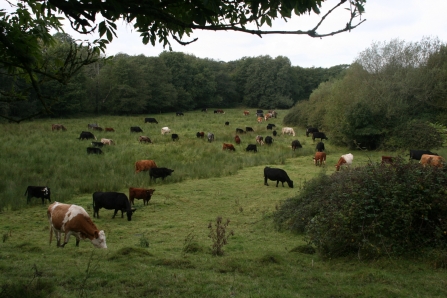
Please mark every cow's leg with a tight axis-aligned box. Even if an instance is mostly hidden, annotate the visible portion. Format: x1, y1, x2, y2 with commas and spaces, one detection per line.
112, 210, 118, 218
276, 181, 280, 187
264, 177, 268, 186
55, 231, 62, 247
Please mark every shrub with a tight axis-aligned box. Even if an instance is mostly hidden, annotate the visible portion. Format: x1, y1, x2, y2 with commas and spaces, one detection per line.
274, 159, 447, 259
208, 216, 234, 256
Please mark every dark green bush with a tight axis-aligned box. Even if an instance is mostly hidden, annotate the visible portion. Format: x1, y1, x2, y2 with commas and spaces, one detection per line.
274, 159, 447, 259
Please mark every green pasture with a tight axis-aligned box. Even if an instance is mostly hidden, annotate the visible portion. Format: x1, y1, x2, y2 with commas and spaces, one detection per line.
0, 109, 446, 297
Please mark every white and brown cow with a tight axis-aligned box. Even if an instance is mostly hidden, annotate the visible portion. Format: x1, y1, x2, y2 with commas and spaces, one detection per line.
281, 127, 296, 136
47, 202, 107, 248
335, 153, 354, 171
100, 138, 115, 145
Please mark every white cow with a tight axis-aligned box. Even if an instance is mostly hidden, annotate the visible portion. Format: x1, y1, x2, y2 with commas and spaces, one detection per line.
335, 153, 354, 171
282, 127, 296, 136
100, 138, 115, 145
161, 127, 171, 135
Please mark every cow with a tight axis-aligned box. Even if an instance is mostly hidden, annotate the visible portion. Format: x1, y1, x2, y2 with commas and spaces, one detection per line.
312, 132, 328, 142
236, 128, 245, 134
149, 167, 174, 182
246, 144, 257, 152
409, 150, 438, 161
256, 135, 264, 145
420, 154, 445, 168
196, 132, 205, 138
266, 124, 275, 130
225, 121, 229, 126
91, 141, 104, 147
201, 108, 207, 112
131, 126, 143, 133
93, 192, 135, 221
25, 186, 50, 204
335, 153, 354, 171
270, 110, 277, 118
256, 113, 264, 118
316, 142, 325, 152
171, 133, 179, 141
235, 135, 241, 144
257, 116, 263, 123
381, 156, 394, 164
272, 130, 277, 137
78, 131, 96, 140
222, 143, 236, 151
265, 136, 273, 145
264, 167, 293, 188
104, 127, 115, 132
243, 110, 250, 116
216, 109, 225, 114
92, 126, 103, 131
129, 187, 155, 206
264, 113, 273, 121
214, 110, 218, 114
145, 118, 158, 124
256, 109, 263, 114
135, 160, 158, 173
87, 147, 103, 154
101, 138, 115, 145
246, 127, 254, 132
291, 140, 302, 150
87, 123, 99, 129
176, 111, 184, 116
314, 152, 326, 166
282, 127, 296, 136
161, 127, 171, 135
306, 127, 319, 137
47, 202, 107, 248
207, 132, 215, 142
138, 136, 152, 143
52, 124, 67, 131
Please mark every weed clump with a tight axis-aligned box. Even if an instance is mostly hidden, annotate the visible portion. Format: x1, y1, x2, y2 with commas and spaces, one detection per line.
208, 216, 234, 256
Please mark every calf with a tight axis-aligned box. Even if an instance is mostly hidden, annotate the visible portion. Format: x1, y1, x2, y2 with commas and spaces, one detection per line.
131, 126, 143, 133
129, 187, 155, 206
145, 118, 158, 124
25, 186, 51, 204
91, 141, 104, 147
78, 131, 96, 140
139, 136, 152, 143
222, 143, 236, 151
171, 133, 179, 141
409, 150, 438, 161
225, 121, 230, 126
207, 132, 215, 142
149, 167, 174, 182
316, 142, 325, 152
264, 167, 293, 188
48, 202, 107, 248
420, 154, 445, 168
246, 127, 254, 132
93, 192, 135, 221
87, 147, 103, 154
235, 135, 241, 144
335, 153, 354, 171
291, 140, 302, 150
245, 144, 257, 152
135, 160, 158, 173
314, 152, 326, 166
196, 132, 205, 138
265, 136, 273, 145
312, 132, 328, 141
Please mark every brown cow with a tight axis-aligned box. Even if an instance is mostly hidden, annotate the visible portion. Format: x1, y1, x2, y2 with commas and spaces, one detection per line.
52, 124, 67, 131
129, 187, 155, 206
420, 154, 445, 168
139, 136, 152, 143
222, 143, 236, 151
235, 135, 241, 144
257, 117, 263, 123
243, 110, 250, 116
105, 127, 115, 132
381, 156, 394, 164
313, 152, 326, 166
135, 160, 158, 173
256, 135, 264, 145
92, 126, 103, 131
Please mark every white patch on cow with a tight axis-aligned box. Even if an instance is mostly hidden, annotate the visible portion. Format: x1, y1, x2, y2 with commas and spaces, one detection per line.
43, 187, 48, 195
91, 230, 107, 248
341, 153, 354, 165
61, 205, 87, 230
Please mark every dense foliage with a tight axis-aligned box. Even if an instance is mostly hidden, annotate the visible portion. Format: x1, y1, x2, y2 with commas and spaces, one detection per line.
274, 159, 447, 259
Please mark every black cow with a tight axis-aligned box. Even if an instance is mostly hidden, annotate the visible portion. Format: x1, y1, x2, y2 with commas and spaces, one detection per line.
245, 144, 257, 152
306, 127, 319, 137
196, 132, 204, 138
131, 126, 143, 133
171, 134, 179, 141
291, 140, 302, 150
236, 128, 245, 134
265, 136, 273, 145
256, 113, 264, 117
93, 192, 135, 221
201, 108, 207, 112
144, 118, 158, 124
87, 147, 103, 154
264, 167, 293, 188
273, 130, 277, 137
225, 122, 229, 126
176, 112, 184, 116
266, 124, 276, 130
25, 186, 51, 204
149, 167, 174, 182
409, 150, 438, 161
207, 133, 215, 142
91, 141, 104, 147
78, 131, 96, 140
316, 142, 325, 152
213, 110, 218, 114
257, 110, 263, 114
312, 132, 328, 141
246, 127, 254, 132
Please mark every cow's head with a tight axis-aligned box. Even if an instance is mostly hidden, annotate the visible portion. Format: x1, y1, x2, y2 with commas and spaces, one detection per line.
91, 230, 107, 248
287, 180, 294, 188
126, 208, 136, 221
42, 187, 49, 196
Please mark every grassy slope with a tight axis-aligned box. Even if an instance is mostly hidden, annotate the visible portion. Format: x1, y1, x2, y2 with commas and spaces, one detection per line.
0, 109, 446, 297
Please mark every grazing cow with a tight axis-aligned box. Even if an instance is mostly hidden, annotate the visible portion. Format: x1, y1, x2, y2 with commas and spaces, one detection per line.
270, 110, 277, 118
92, 126, 103, 131
316, 142, 325, 152
171, 133, 179, 141
335, 153, 354, 171
105, 127, 115, 132
78, 131, 96, 140
129, 187, 155, 206
266, 124, 275, 130
312, 132, 328, 141
420, 154, 445, 168
409, 150, 438, 161
264, 167, 293, 188
47, 202, 107, 248
235, 135, 241, 144
291, 140, 302, 150
216, 109, 225, 114
257, 109, 263, 114
25, 186, 50, 204
135, 160, 158, 173
87, 147, 103, 154
265, 136, 273, 145
256, 113, 264, 118
222, 143, 236, 151
131, 126, 143, 133
101, 138, 115, 145
176, 111, 184, 116
201, 108, 207, 112
87, 123, 99, 129
236, 128, 245, 134
282, 127, 296, 136
313, 152, 326, 166
225, 121, 229, 126
144, 118, 158, 124
138, 136, 152, 143
93, 192, 135, 221
207, 132, 215, 142
381, 156, 394, 164
243, 110, 250, 116
257, 116, 263, 123
214, 110, 218, 114
256, 135, 264, 145
52, 124, 67, 131
149, 167, 174, 182
306, 127, 319, 137
246, 127, 254, 132
91, 141, 104, 147
264, 113, 272, 121
161, 127, 171, 135
273, 130, 277, 137
246, 144, 258, 152
196, 132, 205, 138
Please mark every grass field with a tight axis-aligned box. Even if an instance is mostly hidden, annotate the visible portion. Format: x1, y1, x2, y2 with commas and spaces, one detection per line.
1, 109, 446, 297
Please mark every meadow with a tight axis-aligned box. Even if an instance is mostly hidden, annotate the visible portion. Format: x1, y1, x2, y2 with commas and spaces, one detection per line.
0, 109, 446, 297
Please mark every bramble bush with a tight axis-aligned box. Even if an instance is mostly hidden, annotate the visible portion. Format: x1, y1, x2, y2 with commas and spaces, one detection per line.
274, 158, 447, 259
